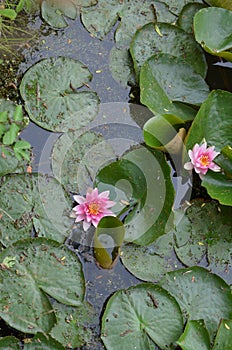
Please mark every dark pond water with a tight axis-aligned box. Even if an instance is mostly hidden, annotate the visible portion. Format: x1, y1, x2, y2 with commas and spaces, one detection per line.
1, 7, 232, 350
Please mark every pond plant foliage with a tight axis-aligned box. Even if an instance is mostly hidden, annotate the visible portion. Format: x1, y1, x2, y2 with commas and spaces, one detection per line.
0, 0, 232, 349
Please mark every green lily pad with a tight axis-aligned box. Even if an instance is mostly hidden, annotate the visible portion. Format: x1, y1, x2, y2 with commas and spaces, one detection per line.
194, 7, 232, 62
130, 22, 207, 79
52, 130, 115, 193
184, 90, 232, 205
173, 200, 232, 283
202, 171, 232, 206
162, 0, 204, 16
50, 301, 96, 348
81, 0, 176, 45
0, 174, 73, 246
109, 47, 136, 87
160, 267, 232, 341
94, 216, 125, 269
0, 336, 20, 350
204, 0, 232, 10
121, 232, 181, 282
20, 57, 99, 132
95, 146, 175, 245
41, 0, 97, 28
0, 238, 85, 334
115, 0, 176, 49
24, 333, 65, 349
212, 319, 232, 350
177, 3, 206, 34
101, 283, 183, 350
215, 145, 232, 179
177, 320, 211, 350
140, 53, 208, 120
81, 0, 123, 39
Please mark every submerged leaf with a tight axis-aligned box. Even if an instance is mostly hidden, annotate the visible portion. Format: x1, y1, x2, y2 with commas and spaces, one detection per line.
94, 216, 125, 269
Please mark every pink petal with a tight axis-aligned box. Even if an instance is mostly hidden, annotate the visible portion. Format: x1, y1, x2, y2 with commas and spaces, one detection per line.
98, 190, 110, 199
75, 214, 86, 222
209, 163, 221, 172
184, 162, 194, 171
73, 195, 85, 204
83, 220, 91, 231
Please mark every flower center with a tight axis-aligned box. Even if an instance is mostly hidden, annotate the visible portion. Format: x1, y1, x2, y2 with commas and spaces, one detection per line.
199, 154, 210, 167
88, 202, 100, 215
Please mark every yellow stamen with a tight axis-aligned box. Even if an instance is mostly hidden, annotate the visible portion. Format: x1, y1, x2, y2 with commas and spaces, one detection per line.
88, 203, 100, 215
199, 155, 210, 166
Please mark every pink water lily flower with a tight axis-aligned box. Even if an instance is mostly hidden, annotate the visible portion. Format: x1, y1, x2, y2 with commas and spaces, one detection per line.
184, 141, 220, 179
73, 188, 116, 231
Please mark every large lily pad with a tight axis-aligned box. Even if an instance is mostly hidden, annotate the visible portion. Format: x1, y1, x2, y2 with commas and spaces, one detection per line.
130, 22, 207, 79
194, 7, 232, 61
95, 146, 175, 245
140, 53, 208, 119
174, 200, 232, 284
52, 130, 115, 193
184, 90, 232, 205
101, 283, 183, 350
121, 232, 182, 282
81, 0, 176, 46
0, 238, 85, 334
41, 0, 97, 28
160, 267, 232, 341
20, 57, 99, 132
115, 0, 176, 49
0, 173, 73, 246
50, 301, 96, 348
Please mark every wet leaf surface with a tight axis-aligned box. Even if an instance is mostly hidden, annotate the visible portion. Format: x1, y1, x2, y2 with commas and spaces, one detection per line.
20, 57, 100, 132
0, 238, 85, 333
101, 283, 183, 350
0, 174, 73, 246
